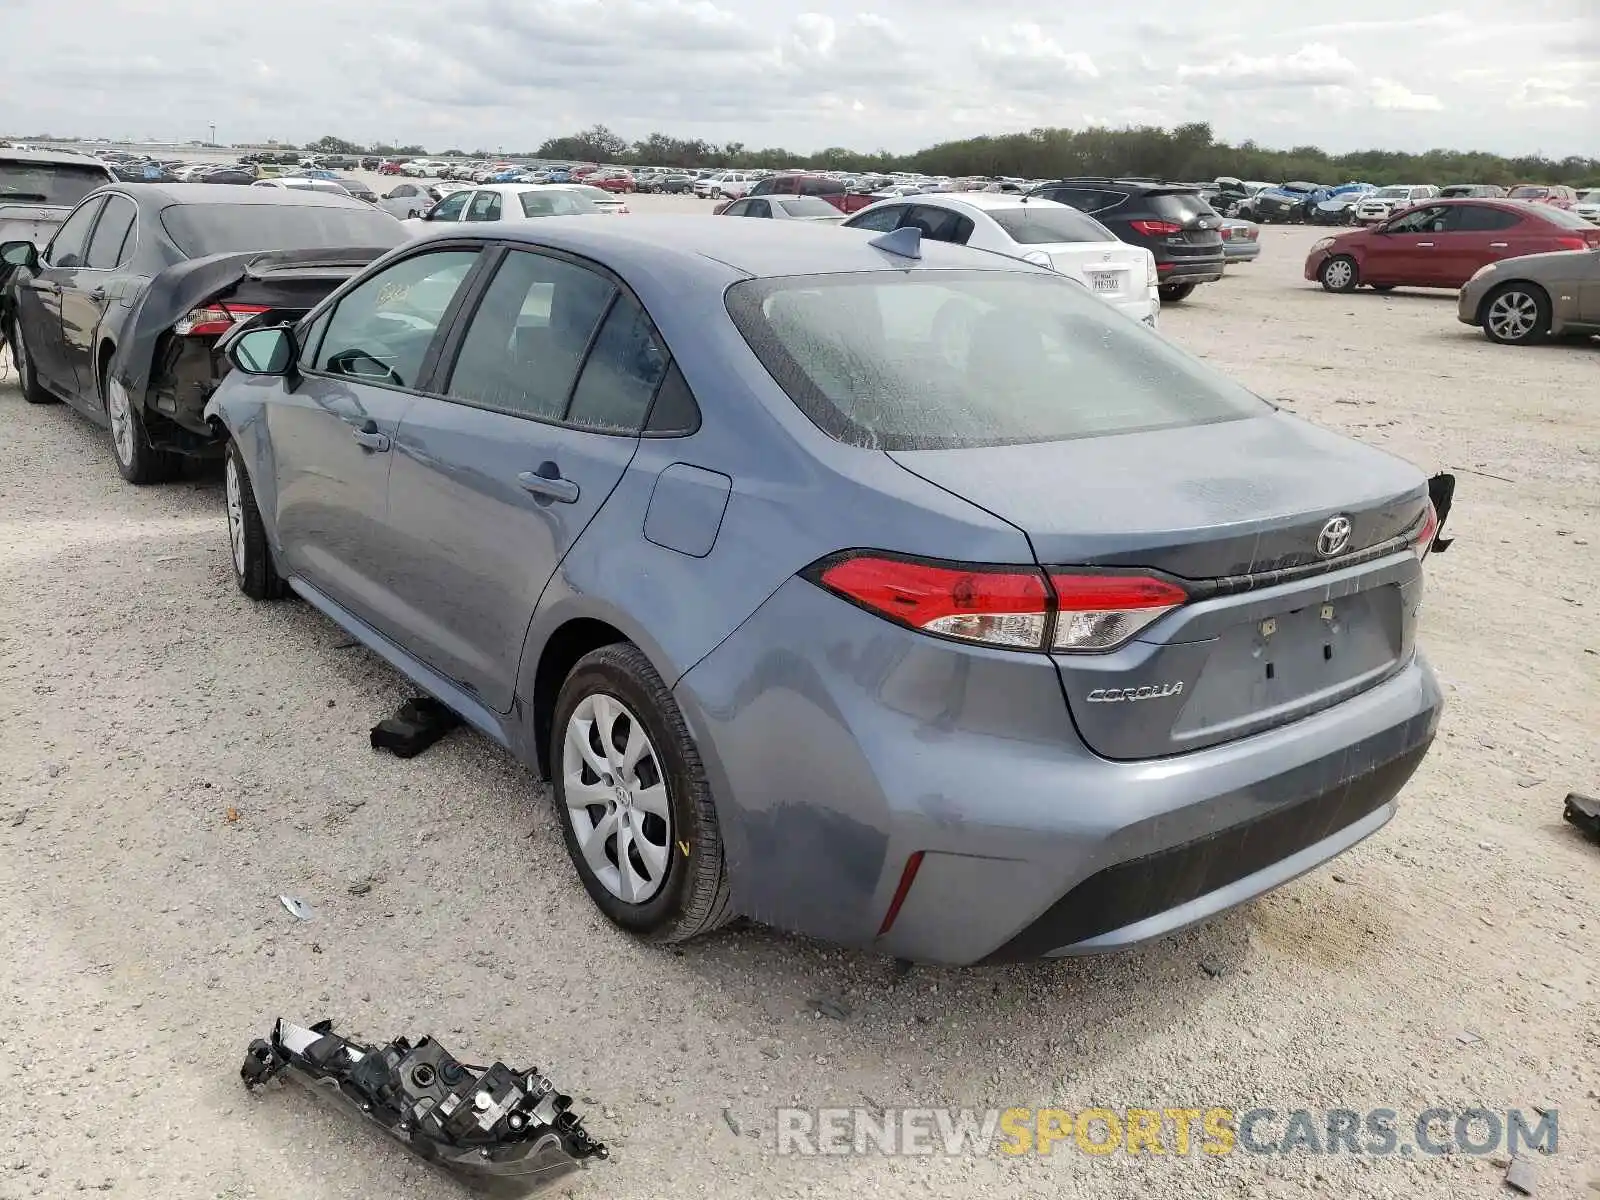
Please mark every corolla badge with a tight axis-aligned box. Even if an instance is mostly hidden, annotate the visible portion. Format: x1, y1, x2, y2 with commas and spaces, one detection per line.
1317, 515, 1352, 558
1086, 683, 1184, 703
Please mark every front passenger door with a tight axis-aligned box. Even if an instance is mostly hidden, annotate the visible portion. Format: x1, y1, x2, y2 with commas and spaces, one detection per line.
269, 247, 483, 625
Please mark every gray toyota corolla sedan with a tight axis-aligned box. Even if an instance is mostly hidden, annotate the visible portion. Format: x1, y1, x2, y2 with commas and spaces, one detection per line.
205, 216, 1444, 965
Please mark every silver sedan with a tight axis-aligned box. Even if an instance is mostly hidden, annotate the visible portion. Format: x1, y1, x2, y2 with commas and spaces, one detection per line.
716, 195, 844, 224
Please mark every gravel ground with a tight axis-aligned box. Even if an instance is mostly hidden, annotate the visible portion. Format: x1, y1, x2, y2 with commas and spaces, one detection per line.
1, 210, 1597, 1199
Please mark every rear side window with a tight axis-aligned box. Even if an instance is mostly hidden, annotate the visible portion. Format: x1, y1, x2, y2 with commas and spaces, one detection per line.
726, 271, 1266, 450
644, 363, 700, 435
1146, 192, 1217, 222
46, 198, 103, 267
1037, 187, 1124, 214
566, 294, 670, 433
445, 249, 614, 421
0, 160, 110, 207
312, 249, 478, 387
85, 195, 137, 268
904, 206, 973, 244
988, 206, 1114, 245
1449, 205, 1520, 232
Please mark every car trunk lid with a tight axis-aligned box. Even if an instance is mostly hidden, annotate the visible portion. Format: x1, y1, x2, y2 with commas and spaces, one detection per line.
887, 413, 1430, 759
1039, 243, 1148, 298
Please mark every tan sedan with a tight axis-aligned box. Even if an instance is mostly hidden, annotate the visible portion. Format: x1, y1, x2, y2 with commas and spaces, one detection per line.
1457, 247, 1600, 345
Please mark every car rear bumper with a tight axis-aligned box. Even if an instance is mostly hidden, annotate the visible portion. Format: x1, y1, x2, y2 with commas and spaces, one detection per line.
1158, 257, 1226, 284
675, 575, 1442, 965
1223, 242, 1261, 261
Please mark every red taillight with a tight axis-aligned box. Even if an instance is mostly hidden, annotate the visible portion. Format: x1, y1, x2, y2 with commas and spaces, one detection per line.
1412, 501, 1439, 560
812, 553, 1188, 653
1554, 236, 1587, 251
173, 302, 270, 338
1130, 219, 1184, 236
1050, 573, 1189, 651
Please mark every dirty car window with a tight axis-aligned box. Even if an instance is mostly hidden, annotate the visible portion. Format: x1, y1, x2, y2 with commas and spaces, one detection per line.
0, 161, 110, 206
311, 250, 478, 388
727, 271, 1266, 450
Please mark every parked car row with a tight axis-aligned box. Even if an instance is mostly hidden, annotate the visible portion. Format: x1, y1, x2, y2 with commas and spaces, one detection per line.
2, 191, 1452, 963
1303, 195, 1600, 345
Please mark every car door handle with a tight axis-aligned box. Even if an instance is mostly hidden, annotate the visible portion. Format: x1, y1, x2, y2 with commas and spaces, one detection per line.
1489, 242, 1508, 248
1416, 242, 1434, 248
352, 421, 391, 452
518, 464, 579, 504
25, 280, 58, 294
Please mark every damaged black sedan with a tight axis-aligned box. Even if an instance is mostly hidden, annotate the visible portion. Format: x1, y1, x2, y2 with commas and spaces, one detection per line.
1, 184, 405, 482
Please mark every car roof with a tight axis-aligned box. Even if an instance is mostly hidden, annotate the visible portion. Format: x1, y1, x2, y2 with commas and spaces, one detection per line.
900, 192, 1073, 214
102, 183, 370, 209
443, 215, 1044, 281
1, 147, 115, 170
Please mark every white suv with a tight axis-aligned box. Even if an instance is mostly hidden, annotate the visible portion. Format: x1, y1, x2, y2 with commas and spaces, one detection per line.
694, 171, 754, 200
1353, 184, 1438, 225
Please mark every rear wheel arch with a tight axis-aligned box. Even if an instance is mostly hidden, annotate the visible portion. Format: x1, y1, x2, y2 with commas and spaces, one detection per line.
531, 618, 629, 779
1475, 278, 1547, 324
96, 339, 117, 403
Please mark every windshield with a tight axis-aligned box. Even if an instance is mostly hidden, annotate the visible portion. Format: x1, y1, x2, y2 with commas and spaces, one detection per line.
519, 190, 596, 216
779, 197, 843, 217
0, 161, 111, 206
988, 206, 1114, 245
1373, 187, 1411, 198
1508, 186, 1550, 199
160, 202, 406, 257
726, 271, 1266, 450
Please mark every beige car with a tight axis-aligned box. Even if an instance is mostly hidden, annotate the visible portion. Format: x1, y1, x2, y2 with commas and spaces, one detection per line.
1456, 247, 1600, 344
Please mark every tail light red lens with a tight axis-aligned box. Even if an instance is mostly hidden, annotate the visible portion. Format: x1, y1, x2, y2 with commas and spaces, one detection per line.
1130, 219, 1184, 236
811, 553, 1188, 653
173, 302, 270, 338
1050, 573, 1190, 651
1411, 501, 1439, 560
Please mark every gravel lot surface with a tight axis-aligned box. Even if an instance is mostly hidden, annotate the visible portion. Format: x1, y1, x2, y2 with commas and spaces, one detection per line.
1, 207, 1596, 1199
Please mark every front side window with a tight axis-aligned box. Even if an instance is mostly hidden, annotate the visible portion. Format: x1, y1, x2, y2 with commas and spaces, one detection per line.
46, 198, 104, 267
1387, 206, 1449, 233
427, 191, 470, 222
444, 249, 615, 420
726, 270, 1267, 450
904, 205, 972, 244
312, 249, 479, 388
722, 200, 749, 217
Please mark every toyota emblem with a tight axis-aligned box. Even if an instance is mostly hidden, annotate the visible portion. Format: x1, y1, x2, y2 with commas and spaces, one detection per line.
1317, 515, 1352, 558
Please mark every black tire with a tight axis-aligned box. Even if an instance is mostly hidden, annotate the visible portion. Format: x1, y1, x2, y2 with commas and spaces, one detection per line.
1319, 254, 1360, 293
105, 365, 183, 484
225, 440, 288, 600
1479, 282, 1551, 346
7, 319, 56, 404
550, 643, 733, 943
1158, 282, 1196, 303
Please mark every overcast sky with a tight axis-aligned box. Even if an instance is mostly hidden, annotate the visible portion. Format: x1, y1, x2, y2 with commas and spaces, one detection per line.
4, 0, 1594, 156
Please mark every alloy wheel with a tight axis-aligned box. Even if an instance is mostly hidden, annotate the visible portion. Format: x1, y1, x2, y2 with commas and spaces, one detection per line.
225, 454, 247, 575
1486, 291, 1539, 342
106, 378, 135, 465
562, 693, 672, 904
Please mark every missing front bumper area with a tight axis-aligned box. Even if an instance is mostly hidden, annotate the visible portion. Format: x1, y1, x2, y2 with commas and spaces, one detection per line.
241, 1018, 607, 1195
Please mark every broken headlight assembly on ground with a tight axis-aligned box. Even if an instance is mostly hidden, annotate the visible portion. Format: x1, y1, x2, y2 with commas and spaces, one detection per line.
241, 1019, 607, 1195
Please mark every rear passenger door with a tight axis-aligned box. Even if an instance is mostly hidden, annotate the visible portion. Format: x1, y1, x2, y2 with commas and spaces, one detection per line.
384, 245, 670, 711
901, 204, 974, 244
1433, 204, 1523, 285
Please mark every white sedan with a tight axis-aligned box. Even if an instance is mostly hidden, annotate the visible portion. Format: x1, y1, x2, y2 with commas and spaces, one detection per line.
843, 192, 1160, 326
401, 184, 599, 235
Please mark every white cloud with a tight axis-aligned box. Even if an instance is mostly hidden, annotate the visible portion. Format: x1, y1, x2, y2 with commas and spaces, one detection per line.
0, 0, 1591, 157
1177, 43, 1362, 89
1369, 79, 1445, 111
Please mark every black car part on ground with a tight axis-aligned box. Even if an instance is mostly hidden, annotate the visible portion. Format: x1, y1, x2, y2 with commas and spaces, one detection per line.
115, 245, 392, 453
241, 1018, 607, 1197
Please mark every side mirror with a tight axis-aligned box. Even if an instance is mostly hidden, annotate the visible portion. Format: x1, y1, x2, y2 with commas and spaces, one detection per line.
1, 240, 39, 269
227, 326, 296, 376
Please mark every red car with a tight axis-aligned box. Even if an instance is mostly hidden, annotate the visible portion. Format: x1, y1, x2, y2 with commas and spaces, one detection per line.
378, 160, 407, 176
1507, 184, 1578, 210
745, 173, 881, 215
1304, 198, 1600, 293
589, 169, 636, 194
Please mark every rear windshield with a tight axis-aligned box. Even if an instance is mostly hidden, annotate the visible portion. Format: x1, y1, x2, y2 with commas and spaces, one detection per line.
1508, 186, 1549, 199
726, 271, 1265, 450
160, 202, 406, 257
1146, 192, 1217, 222
1531, 205, 1596, 229
1372, 187, 1412, 198
0, 161, 110, 206
988, 206, 1113, 245
778, 196, 841, 217
519, 190, 596, 216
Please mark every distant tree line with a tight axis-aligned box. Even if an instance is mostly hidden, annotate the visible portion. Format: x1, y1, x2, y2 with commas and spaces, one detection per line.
19, 122, 1597, 186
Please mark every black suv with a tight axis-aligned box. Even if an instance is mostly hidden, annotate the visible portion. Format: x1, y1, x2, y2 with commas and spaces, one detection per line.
1027, 178, 1225, 301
